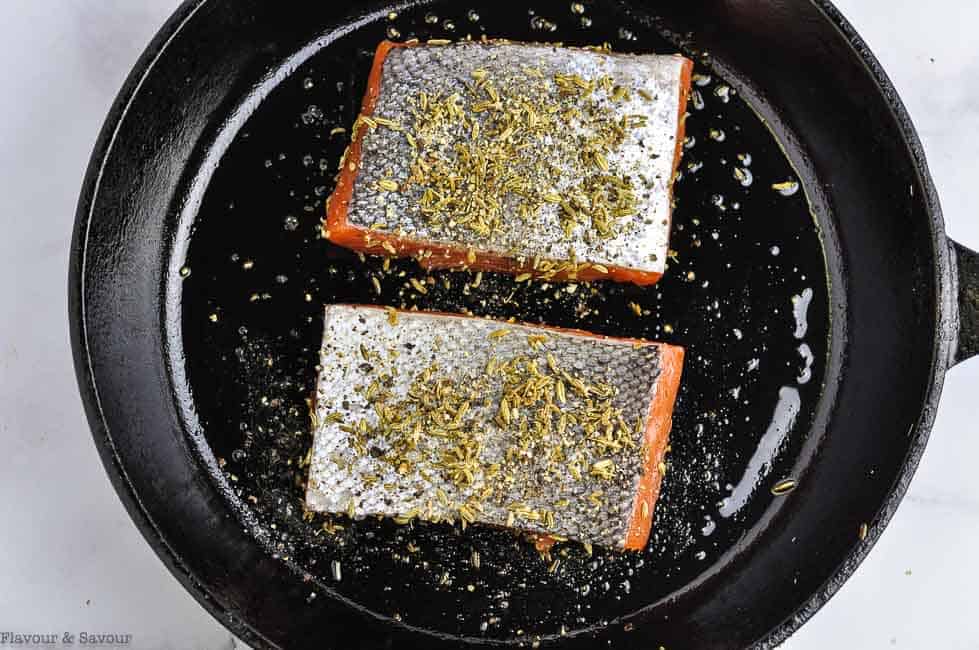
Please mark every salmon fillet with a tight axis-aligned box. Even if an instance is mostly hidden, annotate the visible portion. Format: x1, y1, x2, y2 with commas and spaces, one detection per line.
325, 40, 692, 286
305, 305, 684, 550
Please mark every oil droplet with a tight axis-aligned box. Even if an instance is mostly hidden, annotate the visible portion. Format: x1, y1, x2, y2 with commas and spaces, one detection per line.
386, 26, 401, 39
571, 2, 586, 14
387, 11, 398, 21
179, 265, 191, 278
617, 27, 635, 41
683, 135, 696, 149
738, 152, 753, 166
443, 19, 456, 31
708, 128, 726, 142
791, 287, 813, 339
734, 166, 753, 187
772, 180, 800, 196
796, 343, 814, 384
301, 104, 324, 125
701, 517, 716, 536
719, 386, 801, 518
302, 153, 314, 167
694, 550, 707, 561
580, 16, 593, 28
424, 12, 439, 24
467, 9, 481, 22
770, 245, 780, 256
692, 73, 712, 87
714, 84, 731, 103
302, 77, 314, 90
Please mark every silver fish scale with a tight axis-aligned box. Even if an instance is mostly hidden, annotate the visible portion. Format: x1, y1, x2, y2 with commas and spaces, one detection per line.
306, 305, 667, 549
347, 42, 685, 275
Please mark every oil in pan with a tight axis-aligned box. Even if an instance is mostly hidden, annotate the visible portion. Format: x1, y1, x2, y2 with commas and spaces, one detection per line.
180, 1, 830, 641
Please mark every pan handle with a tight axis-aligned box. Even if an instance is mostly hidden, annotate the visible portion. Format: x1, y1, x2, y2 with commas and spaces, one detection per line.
951, 239, 979, 365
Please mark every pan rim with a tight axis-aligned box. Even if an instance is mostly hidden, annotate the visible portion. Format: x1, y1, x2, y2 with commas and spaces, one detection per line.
68, 0, 274, 647
755, 1, 954, 648
68, 1, 956, 648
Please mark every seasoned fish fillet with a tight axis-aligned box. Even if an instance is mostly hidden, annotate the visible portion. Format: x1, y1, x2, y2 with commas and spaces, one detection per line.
305, 305, 684, 550
325, 40, 692, 285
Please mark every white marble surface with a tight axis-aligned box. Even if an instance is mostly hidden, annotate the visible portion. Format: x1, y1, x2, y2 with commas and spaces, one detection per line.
0, 1, 976, 649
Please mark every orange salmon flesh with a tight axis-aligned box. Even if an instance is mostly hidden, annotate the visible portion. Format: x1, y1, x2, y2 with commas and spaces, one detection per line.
325, 40, 692, 286
305, 305, 684, 550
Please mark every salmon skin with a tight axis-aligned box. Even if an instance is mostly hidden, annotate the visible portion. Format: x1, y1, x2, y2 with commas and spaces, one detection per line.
325, 40, 693, 286
305, 305, 684, 550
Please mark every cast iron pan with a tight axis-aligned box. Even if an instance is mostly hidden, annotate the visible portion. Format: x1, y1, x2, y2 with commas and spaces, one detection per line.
70, 1, 979, 648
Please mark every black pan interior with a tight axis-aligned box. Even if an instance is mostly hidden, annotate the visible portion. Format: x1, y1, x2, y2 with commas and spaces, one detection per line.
70, 0, 948, 648
181, 1, 831, 642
